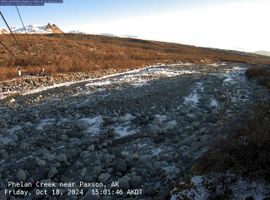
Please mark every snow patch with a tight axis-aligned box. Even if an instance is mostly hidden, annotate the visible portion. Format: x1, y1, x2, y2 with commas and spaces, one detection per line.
81, 116, 103, 135
153, 114, 167, 125
184, 93, 199, 106
1, 63, 198, 99
85, 67, 196, 89
85, 80, 112, 87
113, 114, 137, 138
162, 165, 181, 175
151, 148, 162, 156
183, 82, 204, 107
209, 62, 226, 67
114, 125, 137, 138
22, 82, 77, 95
210, 98, 219, 108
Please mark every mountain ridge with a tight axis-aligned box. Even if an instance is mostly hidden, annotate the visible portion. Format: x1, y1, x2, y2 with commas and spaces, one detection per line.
0, 23, 63, 34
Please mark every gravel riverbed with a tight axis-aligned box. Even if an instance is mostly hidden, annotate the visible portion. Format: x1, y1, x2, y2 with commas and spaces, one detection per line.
0, 62, 269, 200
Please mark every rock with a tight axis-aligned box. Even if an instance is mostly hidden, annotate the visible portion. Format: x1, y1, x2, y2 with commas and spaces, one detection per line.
35, 157, 46, 167
44, 153, 55, 161
153, 135, 165, 143
104, 154, 115, 164
192, 121, 200, 129
140, 155, 152, 163
0, 150, 8, 159
162, 120, 177, 131
0, 190, 7, 200
80, 167, 87, 177
48, 167, 58, 179
76, 118, 91, 131
118, 176, 130, 189
80, 189, 100, 200
98, 173, 111, 183
57, 154, 67, 162
144, 188, 156, 196
88, 144, 95, 152
16, 169, 27, 182
152, 114, 166, 126
131, 153, 139, 160
93, 166, 103, 175
130, 176, 142, 188
146, 124, 162, 135
19, 142, 28, 150
114, 158, 127, 173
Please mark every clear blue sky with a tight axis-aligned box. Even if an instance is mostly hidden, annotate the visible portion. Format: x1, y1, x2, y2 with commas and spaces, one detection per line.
0, 0, 226, 28
1, 0, 269, 52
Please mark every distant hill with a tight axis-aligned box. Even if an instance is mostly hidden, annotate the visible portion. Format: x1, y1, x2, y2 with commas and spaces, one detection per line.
1, 33, 270, 81
255, 51, 270, 57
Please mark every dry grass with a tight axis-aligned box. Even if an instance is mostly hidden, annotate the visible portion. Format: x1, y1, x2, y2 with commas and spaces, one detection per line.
194, 67, 270, 181
245, 67, 270, 89
1, 34, 270, 81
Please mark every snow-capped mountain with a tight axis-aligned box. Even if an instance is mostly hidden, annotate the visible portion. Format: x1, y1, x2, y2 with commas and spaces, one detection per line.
0, 28, 9, 35
9, 23, 64, 34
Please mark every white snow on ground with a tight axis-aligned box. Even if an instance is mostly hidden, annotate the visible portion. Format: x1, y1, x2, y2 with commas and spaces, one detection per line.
113, 113, 138, 138
118, 113, 136, 122
114, 125, 137, 138
223, 65, 246, 84
210, 98, 219, 108
85, 80, 112, 87
22, 81, 80, 96
0, 91, 18, 100
183, 82, 204, 107
151, 148, 162, 156
162, 165, 181, 175
184, 93, 200, 106
0, 63, 197, 100
79, 116, 104, 135
85, 67, 196, 88
209, 62, 226, 67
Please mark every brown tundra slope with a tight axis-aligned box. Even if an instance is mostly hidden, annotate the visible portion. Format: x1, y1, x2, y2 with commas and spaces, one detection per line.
0, 33, 270, 81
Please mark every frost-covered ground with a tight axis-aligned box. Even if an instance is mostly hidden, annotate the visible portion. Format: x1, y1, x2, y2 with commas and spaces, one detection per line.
171, 174, 270, 200
0, 62, 269, 200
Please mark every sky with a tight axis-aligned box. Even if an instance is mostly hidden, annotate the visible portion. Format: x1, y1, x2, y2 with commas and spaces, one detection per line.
0, 0, 270, 52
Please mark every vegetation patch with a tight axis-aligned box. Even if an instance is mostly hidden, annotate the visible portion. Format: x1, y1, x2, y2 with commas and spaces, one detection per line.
194, 67, 270, 181
1, 34, 270, 81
